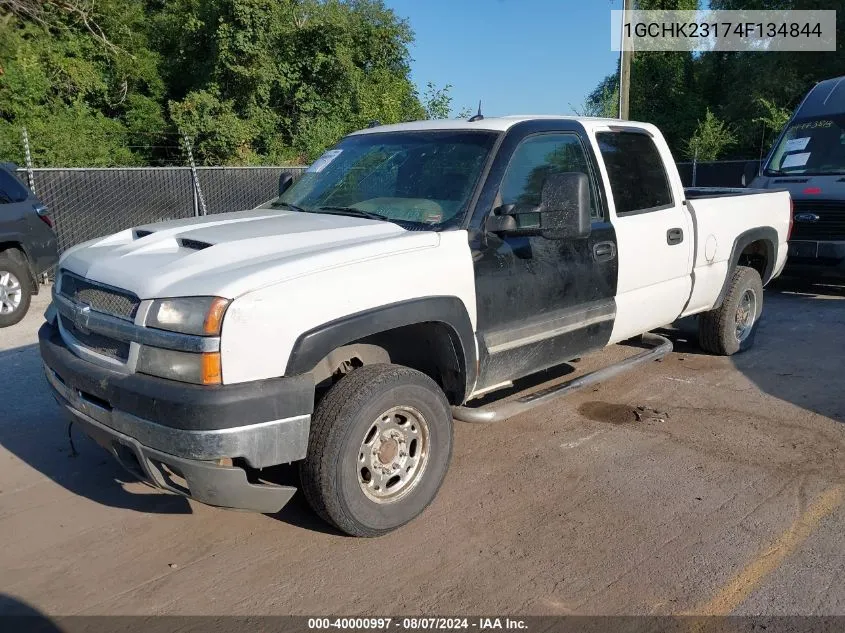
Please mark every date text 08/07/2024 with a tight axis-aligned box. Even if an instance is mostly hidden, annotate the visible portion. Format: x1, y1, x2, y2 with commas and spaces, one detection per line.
307, 618, 528, 630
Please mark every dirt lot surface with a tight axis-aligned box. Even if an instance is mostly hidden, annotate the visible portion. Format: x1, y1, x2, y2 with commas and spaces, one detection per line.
1, 280, 844, 617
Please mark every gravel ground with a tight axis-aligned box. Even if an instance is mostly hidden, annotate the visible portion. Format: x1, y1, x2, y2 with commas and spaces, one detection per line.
1, 279, 844, 618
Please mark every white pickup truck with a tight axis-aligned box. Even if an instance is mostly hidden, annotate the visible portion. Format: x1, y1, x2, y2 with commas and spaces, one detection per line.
40, 116, 791, 536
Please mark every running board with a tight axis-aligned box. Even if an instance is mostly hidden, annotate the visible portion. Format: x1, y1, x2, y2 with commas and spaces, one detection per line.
451, 333, 673, 424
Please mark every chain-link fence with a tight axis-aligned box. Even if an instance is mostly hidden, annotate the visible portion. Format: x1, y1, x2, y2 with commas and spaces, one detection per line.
18, 166, 306, 253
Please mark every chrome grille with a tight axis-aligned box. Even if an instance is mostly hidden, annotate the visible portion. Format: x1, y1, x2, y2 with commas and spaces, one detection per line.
59, 315, 130, 361
791, 201, 845, 241
59, 271, 140, 321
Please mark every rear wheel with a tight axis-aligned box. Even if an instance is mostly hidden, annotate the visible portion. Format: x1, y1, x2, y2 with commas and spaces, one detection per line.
0, 251, 32, 328
699, 265, 763, 356
299, 363, 453, 537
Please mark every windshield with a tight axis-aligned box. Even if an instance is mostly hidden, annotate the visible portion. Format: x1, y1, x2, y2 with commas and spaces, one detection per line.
261, 130, 498, 229
766, 114, 845, 176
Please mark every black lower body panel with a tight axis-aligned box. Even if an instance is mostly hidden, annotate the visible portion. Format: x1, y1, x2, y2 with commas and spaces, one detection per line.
785, 240, 845, 280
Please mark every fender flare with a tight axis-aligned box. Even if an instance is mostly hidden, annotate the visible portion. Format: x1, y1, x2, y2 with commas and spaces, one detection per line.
285, 296, 478, 399
713, 227, 778, 309
0, 236, 37, 287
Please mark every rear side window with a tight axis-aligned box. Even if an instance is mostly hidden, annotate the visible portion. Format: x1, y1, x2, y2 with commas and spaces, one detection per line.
0, 169, 30, 204
596, 132, 673, 215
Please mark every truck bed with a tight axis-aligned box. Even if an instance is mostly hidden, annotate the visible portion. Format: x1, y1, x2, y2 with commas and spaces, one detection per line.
684, 187, 785, 199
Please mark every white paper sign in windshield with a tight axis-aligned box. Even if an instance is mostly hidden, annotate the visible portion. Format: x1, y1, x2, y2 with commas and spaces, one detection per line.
784, 137, 811, 152
781, 152, 811, 168
307, 149, 343, 173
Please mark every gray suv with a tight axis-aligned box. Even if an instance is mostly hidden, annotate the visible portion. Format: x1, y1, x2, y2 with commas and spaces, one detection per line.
0, 164, 58, 326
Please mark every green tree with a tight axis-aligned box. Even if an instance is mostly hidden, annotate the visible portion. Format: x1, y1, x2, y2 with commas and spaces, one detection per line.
0, 0, 442, 166
0, 0, 169, 166
584, 0, 845, 159
421, 82, 471, 120
576, 72, 619, 118
153, 0, 426, 164
754, 98, 791, 137
685, 109, 737, 160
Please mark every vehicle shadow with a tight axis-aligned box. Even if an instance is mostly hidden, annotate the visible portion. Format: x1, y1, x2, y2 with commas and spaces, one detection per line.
0, 343, 191, 514
0, 594, 64, 631
660, 277, 845, 425
254, 463, 345, 535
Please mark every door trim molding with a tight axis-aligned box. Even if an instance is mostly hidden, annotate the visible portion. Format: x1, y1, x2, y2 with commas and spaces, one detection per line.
483, 299, 616, 355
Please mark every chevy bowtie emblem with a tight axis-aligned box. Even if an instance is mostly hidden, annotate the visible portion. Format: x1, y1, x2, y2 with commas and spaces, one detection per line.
794, 213, 820, 223
74, 303, 92, 334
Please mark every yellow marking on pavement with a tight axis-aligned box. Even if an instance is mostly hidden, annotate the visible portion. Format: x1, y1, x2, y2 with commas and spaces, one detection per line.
688, 485, 844, 616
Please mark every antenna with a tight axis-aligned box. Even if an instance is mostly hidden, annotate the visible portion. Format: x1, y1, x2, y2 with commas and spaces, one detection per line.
468, 101, 484, 122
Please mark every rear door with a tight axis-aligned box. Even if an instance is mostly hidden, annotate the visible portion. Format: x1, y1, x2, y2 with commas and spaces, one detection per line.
0, 168, 33, 239
591, 127, 693, 343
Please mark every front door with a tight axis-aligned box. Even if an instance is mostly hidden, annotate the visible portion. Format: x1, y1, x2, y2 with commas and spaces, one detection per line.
469, 126, 618, 392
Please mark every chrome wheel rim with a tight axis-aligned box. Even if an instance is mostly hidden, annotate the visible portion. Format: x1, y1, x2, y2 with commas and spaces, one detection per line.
0, 271, 22, 314
735, 288, 757, 342
357, 405, 430, 503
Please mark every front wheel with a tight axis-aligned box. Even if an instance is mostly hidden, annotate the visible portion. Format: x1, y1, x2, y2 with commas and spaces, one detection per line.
299, 364, 454, 537
699, 265, 764, 356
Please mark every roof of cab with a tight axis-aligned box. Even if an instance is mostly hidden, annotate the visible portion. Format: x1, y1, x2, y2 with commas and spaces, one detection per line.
796, 76, 845, 119
348, 115, 649, 136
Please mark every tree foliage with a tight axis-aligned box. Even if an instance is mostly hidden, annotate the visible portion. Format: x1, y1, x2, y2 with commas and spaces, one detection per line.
584, 0, 845, 160
0, 0, 458, 166
421, 82, 471, 120
684, 108, 737, 160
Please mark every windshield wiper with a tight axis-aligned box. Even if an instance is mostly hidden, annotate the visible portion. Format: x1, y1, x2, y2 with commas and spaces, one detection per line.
317, 206, 390, 222
270, 201, 311, 213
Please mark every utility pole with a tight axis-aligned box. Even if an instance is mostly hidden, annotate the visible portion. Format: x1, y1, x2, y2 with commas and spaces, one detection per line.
618, 0, 634, 120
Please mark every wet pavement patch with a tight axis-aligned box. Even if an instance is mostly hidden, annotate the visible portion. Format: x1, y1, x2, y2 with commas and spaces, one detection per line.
578, 402, 670, 425
578, 402, 639, 424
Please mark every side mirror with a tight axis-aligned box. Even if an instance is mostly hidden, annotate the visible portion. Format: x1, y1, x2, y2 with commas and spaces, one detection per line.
278, 172, 294, 196
742, 161, 760, 187
485, 204, 518, 234
539, 172, 591, 240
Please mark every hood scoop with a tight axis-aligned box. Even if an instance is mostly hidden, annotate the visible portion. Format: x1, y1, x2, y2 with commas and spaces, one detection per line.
134, 229, 155, 239
179, 238, 213, 251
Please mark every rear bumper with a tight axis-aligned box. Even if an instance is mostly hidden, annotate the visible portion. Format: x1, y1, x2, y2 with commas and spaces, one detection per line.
39, 320, 314, 513
786, 240, 845, 279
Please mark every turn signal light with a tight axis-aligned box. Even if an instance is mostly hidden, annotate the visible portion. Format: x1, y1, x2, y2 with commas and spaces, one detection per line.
204, 298, 230, 335
201, 352, 222, 385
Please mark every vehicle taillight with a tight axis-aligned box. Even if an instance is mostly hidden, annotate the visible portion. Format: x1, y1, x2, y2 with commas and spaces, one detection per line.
787, 197, 793, 240
34, 204, 53, 228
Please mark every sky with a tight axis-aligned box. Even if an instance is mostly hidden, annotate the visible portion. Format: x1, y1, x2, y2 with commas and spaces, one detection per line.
385, 0, 625, 118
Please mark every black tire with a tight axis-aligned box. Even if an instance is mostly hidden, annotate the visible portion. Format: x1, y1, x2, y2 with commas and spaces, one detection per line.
299, 363, 454, 537
699, 265, 764, 356
0, 250, 33, 328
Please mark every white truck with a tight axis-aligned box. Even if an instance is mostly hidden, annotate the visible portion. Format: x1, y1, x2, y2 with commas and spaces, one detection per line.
40, 116, 792, 536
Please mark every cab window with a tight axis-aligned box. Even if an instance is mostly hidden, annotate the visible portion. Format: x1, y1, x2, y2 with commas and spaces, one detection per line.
596, 131, 673, 215
499, 133, 602, 229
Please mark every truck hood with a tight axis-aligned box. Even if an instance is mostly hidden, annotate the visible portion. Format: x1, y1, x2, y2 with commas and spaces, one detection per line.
59, 208, 440, 299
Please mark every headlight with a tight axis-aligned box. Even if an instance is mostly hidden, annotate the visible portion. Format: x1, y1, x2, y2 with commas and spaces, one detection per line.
137, 346, 222, 385
147, 297, 229, 336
